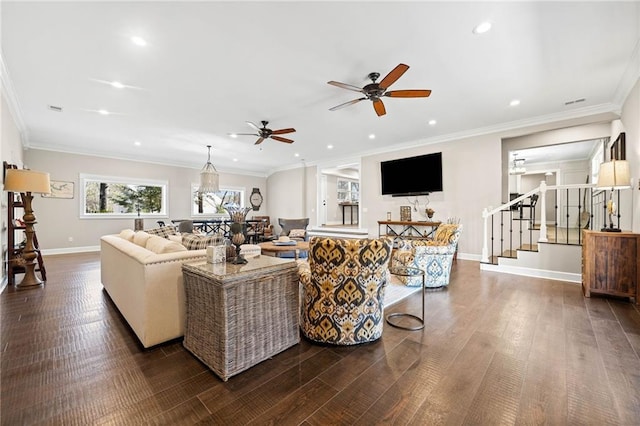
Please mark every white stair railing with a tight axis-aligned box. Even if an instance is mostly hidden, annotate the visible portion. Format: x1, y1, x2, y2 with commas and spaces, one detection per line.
481, 182, 598, 264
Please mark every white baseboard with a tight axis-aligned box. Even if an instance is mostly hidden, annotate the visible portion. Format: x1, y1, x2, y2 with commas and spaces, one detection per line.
480, 262, 581, 283
41, 245, 100, 256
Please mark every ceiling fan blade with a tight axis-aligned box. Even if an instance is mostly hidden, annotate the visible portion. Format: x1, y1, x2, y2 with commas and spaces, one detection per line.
329, 98, 366, 111
246, 121, 260, 131
234, 133, 260, 136
271, 136, 294, 144
384, 89, 432, 98
254, 137, 265, 145
373, 99, 386, 116
378, 63, 409, 89
327, 81, 364, 93
271, 128, 296, 135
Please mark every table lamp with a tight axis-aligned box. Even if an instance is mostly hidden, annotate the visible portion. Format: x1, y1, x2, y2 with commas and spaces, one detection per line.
3, 168, 51, 288
596, 159, 630, 232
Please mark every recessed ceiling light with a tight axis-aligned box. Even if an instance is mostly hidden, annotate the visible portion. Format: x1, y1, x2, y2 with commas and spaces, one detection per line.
233, 158, 238, 162
98, 109, 110, 115
131, 36, 147, 46
229, 133, 237, 138
510, 99, 520, 107
133, 140, 141, 146
327, 145, 333, 150
111, 81, 125, 89
294, 153, 300, 157
368, 134, 375, 139
428, 119, 437, 126
473, 22, 492, 34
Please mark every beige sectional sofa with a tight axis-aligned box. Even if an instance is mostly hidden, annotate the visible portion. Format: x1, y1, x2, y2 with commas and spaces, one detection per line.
100, 229, 207, 348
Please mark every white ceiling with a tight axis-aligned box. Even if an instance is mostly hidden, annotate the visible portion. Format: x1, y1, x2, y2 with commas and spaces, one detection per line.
2, 2, 639, 176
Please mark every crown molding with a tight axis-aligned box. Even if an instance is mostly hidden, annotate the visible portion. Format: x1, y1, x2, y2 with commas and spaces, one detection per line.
0, 50, 28, 145
354, 103, 620, 161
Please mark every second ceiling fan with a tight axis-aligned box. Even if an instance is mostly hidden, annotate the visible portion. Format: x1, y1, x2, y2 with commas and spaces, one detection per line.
234, 121, 296, 145
328, 63, 431, 116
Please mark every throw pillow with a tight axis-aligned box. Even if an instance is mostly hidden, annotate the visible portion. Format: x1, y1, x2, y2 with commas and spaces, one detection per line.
434, 224, 458, 244
182, 234, 224, 250
145, 225, 178, 239
168, 234, 182, 243
289, 229, 306, 239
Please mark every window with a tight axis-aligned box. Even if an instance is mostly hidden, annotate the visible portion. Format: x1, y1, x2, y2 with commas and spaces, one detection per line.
80, 174, 167, 218
191, 184, 245, 217
337, 179, 359, 203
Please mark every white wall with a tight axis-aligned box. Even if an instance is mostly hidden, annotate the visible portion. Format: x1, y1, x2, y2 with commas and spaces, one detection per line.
620, 78, 639, 233
266, 164, 317, 235
361, 134, 502, 257
23, 149, 267, 251
1, 92, 26, 285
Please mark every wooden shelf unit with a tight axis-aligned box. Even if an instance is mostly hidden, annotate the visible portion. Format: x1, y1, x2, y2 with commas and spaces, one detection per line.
378, 220, 442, 247
4, 162, 46, 286
582, 230, 639, 304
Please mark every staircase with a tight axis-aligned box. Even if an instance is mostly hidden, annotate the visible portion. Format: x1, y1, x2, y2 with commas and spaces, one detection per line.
480, 182, 609, 282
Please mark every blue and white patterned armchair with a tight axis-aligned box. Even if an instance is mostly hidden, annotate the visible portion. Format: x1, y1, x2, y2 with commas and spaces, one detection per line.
391, 224, 462, 288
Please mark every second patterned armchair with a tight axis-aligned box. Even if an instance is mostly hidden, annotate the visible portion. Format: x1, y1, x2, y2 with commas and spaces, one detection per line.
392, 224, 462, 288
298, 236, 392, 345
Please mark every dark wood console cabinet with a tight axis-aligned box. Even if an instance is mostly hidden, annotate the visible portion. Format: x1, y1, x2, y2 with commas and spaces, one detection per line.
582, 230, 640, 304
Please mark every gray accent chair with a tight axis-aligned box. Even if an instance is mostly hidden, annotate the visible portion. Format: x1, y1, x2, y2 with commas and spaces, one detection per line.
277, 218, 309, 240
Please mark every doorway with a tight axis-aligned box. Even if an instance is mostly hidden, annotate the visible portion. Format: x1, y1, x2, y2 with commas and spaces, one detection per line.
317, 162, 360, 228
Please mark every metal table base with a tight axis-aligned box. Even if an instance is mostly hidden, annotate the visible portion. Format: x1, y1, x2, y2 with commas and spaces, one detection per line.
386, 266, 425, 331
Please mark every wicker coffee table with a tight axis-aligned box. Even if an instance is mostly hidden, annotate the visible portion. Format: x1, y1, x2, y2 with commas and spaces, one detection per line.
182, 256, 300, 381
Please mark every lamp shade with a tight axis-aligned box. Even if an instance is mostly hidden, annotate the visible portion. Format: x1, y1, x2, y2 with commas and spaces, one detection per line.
3, 169, 51, 194
597, 160, 631, 190
198, 145, 219, 194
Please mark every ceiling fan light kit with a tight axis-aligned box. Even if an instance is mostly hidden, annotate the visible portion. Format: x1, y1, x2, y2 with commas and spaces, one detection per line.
328, 63, 432, 116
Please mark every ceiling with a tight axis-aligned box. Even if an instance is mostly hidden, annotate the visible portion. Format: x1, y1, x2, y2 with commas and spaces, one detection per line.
2, 2, 639, 176
511, 138, 603, 166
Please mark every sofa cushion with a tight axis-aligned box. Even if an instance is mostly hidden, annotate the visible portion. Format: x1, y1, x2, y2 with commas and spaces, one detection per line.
133, 231, 152, 247
182, 233, 224, 250
145, 225, 178, 239
146, 235, 188, 254
119, 229, 136, 242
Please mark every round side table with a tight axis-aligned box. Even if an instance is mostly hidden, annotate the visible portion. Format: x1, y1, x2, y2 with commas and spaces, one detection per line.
386, 265, 425, 331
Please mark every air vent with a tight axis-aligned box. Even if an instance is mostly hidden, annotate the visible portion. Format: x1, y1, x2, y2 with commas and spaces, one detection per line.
564, 98, 586, 106
48, 105, 63, 112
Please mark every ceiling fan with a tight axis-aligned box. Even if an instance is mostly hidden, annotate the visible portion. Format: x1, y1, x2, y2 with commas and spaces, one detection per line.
234, 121, 296, 145
328, 63, 431, 116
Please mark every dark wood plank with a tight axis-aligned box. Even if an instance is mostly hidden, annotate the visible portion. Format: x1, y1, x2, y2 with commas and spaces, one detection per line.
2, 254, 639, 425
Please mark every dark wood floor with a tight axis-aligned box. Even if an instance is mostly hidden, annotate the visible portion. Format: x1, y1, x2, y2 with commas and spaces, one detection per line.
2, 253, 640, 425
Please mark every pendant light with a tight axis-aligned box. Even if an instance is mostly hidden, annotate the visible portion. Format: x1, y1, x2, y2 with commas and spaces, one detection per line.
198, 145, 219, 194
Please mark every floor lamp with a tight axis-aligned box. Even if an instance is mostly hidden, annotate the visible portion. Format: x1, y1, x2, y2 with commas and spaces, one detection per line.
596, 159, 630, 232
3, 168, 51, 288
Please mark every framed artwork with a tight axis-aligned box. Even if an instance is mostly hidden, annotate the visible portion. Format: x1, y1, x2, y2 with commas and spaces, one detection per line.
400, 206, 412, 221
610, 132, 626, 161
42, 180, 74, 199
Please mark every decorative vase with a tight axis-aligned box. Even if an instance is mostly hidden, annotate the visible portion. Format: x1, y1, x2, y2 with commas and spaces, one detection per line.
224, 206, 251, 264
224, 206, 252, 224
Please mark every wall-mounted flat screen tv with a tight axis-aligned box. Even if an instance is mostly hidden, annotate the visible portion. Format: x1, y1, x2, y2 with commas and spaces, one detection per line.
380, 152, 443, 196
